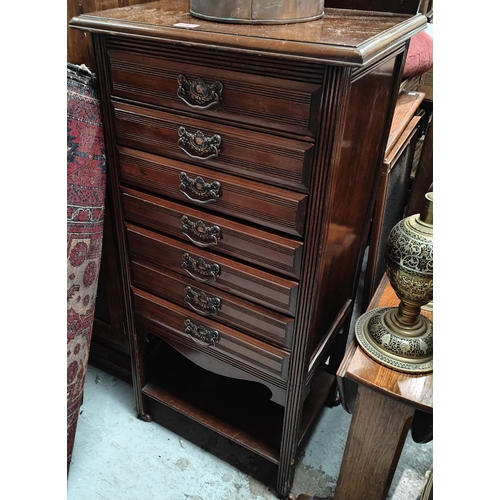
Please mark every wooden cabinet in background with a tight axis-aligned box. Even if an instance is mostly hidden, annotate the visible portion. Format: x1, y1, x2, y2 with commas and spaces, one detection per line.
362, 91, 426, 311
90, 207, 132, 382
70, 1, 426, 497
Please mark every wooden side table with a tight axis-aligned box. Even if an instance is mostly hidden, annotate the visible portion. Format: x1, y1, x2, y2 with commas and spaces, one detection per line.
335, 274, 432, 500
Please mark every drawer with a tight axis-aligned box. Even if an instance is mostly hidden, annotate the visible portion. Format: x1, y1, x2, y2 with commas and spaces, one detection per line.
122, 187, 303, 277
132, 287, 290, 383
125, 223, 299, 315
130, 258, 294, 348
113, 101, 314, 191
107, 47, 322, 138
118, 147, 308, 238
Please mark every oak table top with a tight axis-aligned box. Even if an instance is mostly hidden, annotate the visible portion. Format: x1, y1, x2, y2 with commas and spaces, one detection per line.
338, 273, 433, 412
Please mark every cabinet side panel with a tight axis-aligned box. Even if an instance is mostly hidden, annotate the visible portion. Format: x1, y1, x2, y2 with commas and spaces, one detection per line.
309, 54, 404, 351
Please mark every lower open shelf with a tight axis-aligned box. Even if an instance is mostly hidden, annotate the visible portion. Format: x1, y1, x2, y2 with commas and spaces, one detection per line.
142, 339, 335, 465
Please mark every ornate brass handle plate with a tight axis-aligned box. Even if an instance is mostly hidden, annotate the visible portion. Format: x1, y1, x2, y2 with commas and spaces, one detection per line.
184, 318, 220, 346
184, 286, 221, 316
181, 215, 221, 247
181, 253, 220, 283
179, 172, 221, 204
178, 126, 221, 160
177, 74, 223, 110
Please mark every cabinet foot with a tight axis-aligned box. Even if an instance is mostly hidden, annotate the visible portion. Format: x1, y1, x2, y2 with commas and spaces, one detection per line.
287, 495, 329, 500
268, 487, 294, 500
138, 413, 152, 422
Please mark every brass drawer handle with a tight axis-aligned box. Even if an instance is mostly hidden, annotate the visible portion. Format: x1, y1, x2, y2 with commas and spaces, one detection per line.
184, 318, 219, 346
179, 172, 221, 204
178, 126, 221, 160
181, 215, 221, 247
181, 253, 220, 283
184, 286, 221, 316
177, 74, 223, 110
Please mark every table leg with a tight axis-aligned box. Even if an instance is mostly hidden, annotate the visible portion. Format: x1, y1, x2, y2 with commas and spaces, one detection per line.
334, 384, 415, 499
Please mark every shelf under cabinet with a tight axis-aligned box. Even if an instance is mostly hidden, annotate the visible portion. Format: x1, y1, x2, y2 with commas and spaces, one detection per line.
142, 340, 335, 464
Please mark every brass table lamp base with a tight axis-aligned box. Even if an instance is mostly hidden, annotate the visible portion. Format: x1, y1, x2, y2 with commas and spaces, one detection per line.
356, 191, 434, 374
355, 306, 433, 373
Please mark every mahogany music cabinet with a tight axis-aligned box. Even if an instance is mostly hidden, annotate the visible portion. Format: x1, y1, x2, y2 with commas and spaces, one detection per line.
70, 2, 426, 497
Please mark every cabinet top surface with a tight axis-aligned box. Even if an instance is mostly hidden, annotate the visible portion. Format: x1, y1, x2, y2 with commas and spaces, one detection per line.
70, 0, 426, 66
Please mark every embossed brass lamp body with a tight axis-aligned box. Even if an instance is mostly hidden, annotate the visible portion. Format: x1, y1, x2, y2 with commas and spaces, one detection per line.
355, 193, 433, 373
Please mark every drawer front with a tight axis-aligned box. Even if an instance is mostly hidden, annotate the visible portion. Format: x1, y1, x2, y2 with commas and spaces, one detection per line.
118, 147, 308, 238
122, 187, 303, 277
130, 259, 294, 348
132, 287, 290, 383
126, 224, 299, 315
107, 47, 322, 138
113, 101, 313, 191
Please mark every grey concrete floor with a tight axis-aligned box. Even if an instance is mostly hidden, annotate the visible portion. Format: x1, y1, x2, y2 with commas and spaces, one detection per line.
67, 362, 432, 500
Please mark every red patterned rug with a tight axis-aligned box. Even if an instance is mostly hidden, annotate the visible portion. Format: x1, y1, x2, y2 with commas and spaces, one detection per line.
67, 63, 106, 471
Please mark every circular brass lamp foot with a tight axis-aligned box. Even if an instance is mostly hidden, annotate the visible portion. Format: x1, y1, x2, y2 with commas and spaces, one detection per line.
355, 307, 433, 374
